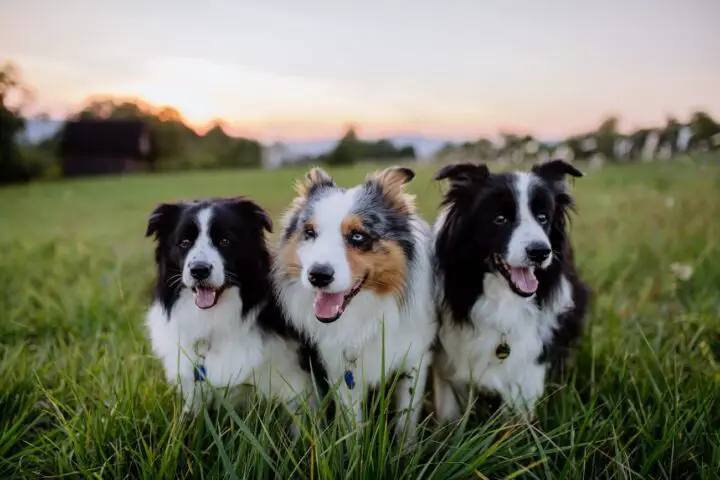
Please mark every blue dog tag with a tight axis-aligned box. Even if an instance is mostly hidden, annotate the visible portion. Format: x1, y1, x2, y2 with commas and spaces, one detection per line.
194, 364, 207, 383
344, 370, 355, 389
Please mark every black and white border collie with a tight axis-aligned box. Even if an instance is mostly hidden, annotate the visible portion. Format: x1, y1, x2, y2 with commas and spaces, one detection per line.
144, 196, 315, 419
273, 166, 436, 442
431, 160, 590, 421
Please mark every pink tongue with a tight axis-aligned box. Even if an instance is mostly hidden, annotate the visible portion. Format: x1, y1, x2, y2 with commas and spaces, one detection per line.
509, 267, 538, 294
314, 292, 345, 319
195, 288, 218, 309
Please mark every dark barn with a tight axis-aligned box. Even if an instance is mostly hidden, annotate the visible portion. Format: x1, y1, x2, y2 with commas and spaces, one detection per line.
59, 119, 158, 177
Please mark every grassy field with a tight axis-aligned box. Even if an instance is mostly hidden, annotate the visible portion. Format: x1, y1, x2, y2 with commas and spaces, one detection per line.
1, 158, 719, 479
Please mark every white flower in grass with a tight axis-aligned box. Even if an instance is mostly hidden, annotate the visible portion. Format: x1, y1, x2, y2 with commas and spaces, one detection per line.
670, 262, 694, 281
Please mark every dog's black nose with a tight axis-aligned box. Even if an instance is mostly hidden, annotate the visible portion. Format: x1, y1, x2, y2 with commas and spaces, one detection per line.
308, 263, 334, 288
526, 243, 551, 264
189, 261, 213, 280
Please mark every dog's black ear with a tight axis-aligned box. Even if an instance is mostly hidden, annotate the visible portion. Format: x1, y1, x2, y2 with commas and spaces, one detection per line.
532, 160, 583, 207
146, 203, 183, 239
532, 160, 583, 184
433, 162, 490, 186
226, 196, 273, 234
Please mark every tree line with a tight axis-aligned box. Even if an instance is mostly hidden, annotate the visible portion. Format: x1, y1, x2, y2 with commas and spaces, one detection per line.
437, 114, 719, 165
2, 60, 719, 186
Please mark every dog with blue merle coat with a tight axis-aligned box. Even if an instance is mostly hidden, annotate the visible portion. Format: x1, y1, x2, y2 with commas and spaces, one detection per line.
273, 166, 437, 443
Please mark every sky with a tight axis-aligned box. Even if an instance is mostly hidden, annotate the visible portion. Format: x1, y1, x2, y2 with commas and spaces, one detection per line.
1, 0, 719, 141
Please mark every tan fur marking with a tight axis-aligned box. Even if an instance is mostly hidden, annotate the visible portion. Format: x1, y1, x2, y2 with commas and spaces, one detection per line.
368, 166, 417, 215
281, 219, 316, 279
341, 215, 407, 298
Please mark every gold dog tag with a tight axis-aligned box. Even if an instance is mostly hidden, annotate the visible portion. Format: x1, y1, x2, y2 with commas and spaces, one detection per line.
495, 335, 511, 360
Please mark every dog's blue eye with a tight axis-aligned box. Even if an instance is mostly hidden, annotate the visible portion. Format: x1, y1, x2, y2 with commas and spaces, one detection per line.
348, 231, 368, 246
536, 214, 548, 225
179, 239, 192, 249
303, 226, 317, 240
493, 215, 507, 225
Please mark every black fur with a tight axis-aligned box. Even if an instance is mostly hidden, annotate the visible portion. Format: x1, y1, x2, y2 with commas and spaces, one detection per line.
146, 196, 273, 317
145, 196, 327, 383
434, 160, 590, 377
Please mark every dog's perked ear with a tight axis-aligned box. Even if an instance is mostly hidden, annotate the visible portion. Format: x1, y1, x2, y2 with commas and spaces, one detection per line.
433, 162, 490, 187
532, 160, 583, 206
370, 165, 415, 194
531, 160, 583, 184
294, 166, 336, 198
145, 203, 183, 239
225, 196, 273, 233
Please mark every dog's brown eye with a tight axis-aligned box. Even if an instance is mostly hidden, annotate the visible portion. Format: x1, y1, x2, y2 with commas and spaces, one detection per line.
536, 213, 548, 225
494, 215, 507, 225
178, 239, 192, 249
303, 225, 317, 240
218, 238, 230, 247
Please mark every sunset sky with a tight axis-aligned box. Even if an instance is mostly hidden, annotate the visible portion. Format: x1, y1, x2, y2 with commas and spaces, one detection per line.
1, 0, 719, 141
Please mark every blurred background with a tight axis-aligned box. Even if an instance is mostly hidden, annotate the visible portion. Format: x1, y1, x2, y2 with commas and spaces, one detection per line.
1, 0, 719, 184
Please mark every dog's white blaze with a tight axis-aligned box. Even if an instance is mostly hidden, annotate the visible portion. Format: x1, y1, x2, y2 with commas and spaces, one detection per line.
506, 173, 552, 268
297, 188, 359, 292
182, 207, 225, 288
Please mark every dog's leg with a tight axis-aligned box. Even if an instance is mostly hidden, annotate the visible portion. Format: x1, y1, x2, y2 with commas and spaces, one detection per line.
180, 377, 210, 418
503, 364, 545, 422
395, 353, 430, 445
338, 382, 364, 430
432, 368, 462, 424
285, 397, 305, 440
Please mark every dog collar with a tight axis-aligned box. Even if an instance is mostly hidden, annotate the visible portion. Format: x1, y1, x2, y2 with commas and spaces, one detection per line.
193, 338, 211, 383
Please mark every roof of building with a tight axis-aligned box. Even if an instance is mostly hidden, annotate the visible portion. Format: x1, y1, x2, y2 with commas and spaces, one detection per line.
59, 119, 157, 159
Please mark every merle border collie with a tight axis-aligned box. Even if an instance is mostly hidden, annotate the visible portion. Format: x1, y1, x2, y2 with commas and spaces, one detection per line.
144, 196, 317, 420
272, 166, 436, 442
431, 160, 590, 422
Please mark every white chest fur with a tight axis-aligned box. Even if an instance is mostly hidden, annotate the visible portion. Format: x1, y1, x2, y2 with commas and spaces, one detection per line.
146, 287, 310, 413
437, 273, 573, 414
280, 278, 436, 388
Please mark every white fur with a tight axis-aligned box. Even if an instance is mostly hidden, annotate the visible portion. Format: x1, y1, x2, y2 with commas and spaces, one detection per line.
275, 191, 437, 442
146, 205, 313, 420
297, 188, 359, 292
146, 289, 313, 416
434, 274, 573, 421
506, 173, 552, 269
433, 172, 574, 422
183, 208, 226, 288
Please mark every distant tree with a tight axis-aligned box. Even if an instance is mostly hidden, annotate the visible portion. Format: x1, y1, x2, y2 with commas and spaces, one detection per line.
627, 128, 653, 160
327, 126, 361, 166
659, 116, 682, 156
594, 115, 620, 161
398, 145, 416, 158
202, 121, 261, 169
72, 96, 201, 167
565, 134, 596, 161
687, 110, 719, 151
0, 62, 33, 184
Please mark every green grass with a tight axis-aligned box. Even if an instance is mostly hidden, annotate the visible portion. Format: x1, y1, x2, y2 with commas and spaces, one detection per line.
1, 158, 719, 479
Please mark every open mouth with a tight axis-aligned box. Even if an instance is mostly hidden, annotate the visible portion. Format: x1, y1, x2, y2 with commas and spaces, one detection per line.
191, 285, 226, 309
492, 254, 538, 297
312, 274, 368, 323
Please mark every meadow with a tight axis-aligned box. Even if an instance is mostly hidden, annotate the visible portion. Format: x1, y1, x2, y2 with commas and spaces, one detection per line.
1, 158, 719, 479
